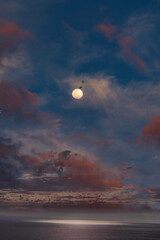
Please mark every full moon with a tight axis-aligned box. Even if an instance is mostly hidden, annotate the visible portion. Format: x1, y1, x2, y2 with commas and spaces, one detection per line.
72, 89, 83, 99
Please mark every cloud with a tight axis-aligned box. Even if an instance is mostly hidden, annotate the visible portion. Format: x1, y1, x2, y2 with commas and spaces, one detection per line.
136, 116, 160, 147
61, 23, 107, 73
1, 184, 160, 211
58, 73, 160, 188
4, 127, 62, 156
0, 81, 62, 131
0, 136, 23, 181
146, 186, 160, 199
62, 74, 160, 138
96, 23, 117, 40
0, 135, 48, 183
62, 74, 160, 115
56, 152, 122, 190
64, 23, 85, 41
121, 13, 160, 75
0, 19, 34, 42
63, 132, 108, 152
62, 75, 117, 106
22, 150, 123, 191
0, 81, 41, 115
0, 48, 32, 77
0, 134, 123, 191
0, 19, 34, 79
118, 35, 145, 70
95, 22, 146, 70
21, 111, 61, 127
0, 185, 136, 209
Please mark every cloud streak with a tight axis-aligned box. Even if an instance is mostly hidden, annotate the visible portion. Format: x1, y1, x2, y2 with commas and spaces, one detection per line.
95, 23, 145, 70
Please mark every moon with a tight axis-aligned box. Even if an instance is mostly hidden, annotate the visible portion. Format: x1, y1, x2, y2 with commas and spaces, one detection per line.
72, 89, 83, 99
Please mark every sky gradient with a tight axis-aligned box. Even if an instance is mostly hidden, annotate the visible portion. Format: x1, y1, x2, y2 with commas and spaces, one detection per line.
0, 0, 160, 211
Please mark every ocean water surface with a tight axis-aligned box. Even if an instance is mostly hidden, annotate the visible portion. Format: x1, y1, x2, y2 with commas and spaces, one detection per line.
0, 220, 160, 240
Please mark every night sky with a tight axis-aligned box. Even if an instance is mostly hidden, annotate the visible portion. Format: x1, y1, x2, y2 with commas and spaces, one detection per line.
0, 0, 160, 211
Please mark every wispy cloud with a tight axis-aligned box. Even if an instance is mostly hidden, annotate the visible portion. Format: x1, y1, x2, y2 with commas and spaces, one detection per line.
61, 74, 116, 107
62, 23, 108, 73
121, 13, 160, 75
95, 22, 146, 70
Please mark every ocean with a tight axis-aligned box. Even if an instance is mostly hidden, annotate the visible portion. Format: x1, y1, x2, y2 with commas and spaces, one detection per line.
0, 221, 160, 240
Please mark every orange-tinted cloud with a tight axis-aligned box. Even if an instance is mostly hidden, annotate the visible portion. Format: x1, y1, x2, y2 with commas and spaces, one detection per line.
0, 81, 40, 114
96, 24, 117, 40
0, 137, 123, 191
118, 35, 145, 70
0, 81, 61, 128
0, 19, 34, 42
62, 156, 122, 189
58, 153, 122, 190
137, 116, 160, 146
95, 23, 145, 70
0, 19, 34, 55
37, 151, 122, 190
22, 156, 42, 171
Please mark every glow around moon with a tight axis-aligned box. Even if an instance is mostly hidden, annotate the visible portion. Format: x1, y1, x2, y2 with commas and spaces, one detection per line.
72, 89, 83, 99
